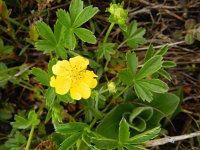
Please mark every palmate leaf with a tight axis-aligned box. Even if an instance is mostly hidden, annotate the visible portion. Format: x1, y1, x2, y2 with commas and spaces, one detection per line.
134, 82, 153, 102
123, 21, 146, 48
155, 45, 168, 56
64, 29, 77, 50
56, 9, 71, 27
136, 55, 163, 80
157, 69, 171, 80
137, 79, 168, 93
69, 0, 83, 23
118, 69, 134, 86
36, 22, 56, 44
144, 44, 155, 63
11, 110, 40, 129
35, 40, 56, 52
97, 42, 115, 61
74, 28, 96, 44
72, 5, 99, 28
32, 67, 50, 86
35, 21, 67, 58
126, 52, 138, 76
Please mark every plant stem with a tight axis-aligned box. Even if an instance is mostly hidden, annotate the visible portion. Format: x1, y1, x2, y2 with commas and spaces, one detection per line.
102, 85, 129, 112
25, 125, 35, 150
117, 39, 127, 50
103, 23, 115, 44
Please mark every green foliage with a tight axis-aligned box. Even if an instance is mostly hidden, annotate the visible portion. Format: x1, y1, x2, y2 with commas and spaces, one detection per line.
97, 42, 115, 61
35, 0, 98, 57
55, 122, 89, 149
3, 131, 26, 150
32, 67, 50, 86
123, 21, 146, 48
96, 92, 179, 139
0, 38, 14, 53
0, 0, 182, 149
11, 110, 40, 129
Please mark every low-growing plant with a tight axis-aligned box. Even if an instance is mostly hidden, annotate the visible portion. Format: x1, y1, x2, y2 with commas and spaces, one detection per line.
1, 0, 185, 149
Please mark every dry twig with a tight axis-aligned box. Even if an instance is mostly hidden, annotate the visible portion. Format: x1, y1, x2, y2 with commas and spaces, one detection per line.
144, 131, 200, 147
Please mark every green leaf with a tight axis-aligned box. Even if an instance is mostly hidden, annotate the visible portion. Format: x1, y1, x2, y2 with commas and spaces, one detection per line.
126, 52, 138, 76
144, 44, 154, 62
137, 79, 168, 93
162, 61, 176, 68
118, 69, 134, 86
32, 67, 49, 86
129, 127, 160, 144
155, 45, 168, 56
119, 118, 130, 142
59, 132, 81, 150
146, 93, 180, 127
57, 9, 71, 27
11, 115, 30, 129
56, 122, 88, 134
35, 40, 56, 52
96, 104, 134, 139
69, 0, 83, 23
45, 87, 56, 107
157, 69, 171, 80
28, 110, 40, 126
74, 28, 96, 44
54, 20, 66, 44
134, 82, 153, 102
55, 45, 67, 59
4, 131, 26, 150
36, 22, 56, 44
11, 110, 40, 129
97, 43, 115, 61
91, 138, 118, 149
72, 6, 99, 28
136, 55, 163, 80
64, 29, 77, 50
123, 21, 146, 48
124, 107, 153, 132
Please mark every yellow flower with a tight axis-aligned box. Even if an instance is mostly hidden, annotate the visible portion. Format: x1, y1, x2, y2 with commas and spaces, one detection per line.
50, 56, 97, 100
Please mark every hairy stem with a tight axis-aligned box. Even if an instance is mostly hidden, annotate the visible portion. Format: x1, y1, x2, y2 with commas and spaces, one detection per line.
103, 23, 115, 44
25, 125, 35, 150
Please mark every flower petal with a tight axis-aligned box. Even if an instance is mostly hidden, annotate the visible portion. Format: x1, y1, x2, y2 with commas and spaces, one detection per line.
52, 60, 71, 76
70, 86, 82, 100
71, 82, 91, 100
50, 76, 56, 87
79, 82, 91, 99
69, 56, 89, 71
82, 71, 97, 88
50, 76, 71, 95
